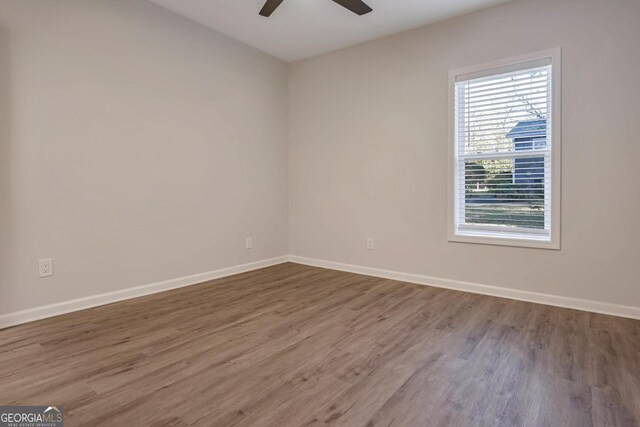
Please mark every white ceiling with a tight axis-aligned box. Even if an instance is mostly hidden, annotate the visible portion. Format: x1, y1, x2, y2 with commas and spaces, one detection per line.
148, 0, 511, 62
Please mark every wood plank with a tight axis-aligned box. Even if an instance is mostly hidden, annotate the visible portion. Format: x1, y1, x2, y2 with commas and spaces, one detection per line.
0, 263, 638, 426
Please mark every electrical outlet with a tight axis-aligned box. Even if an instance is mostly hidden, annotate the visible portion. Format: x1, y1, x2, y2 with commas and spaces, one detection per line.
367, 238, 375, 250
246, 237, 253, 249
39, 258, 53, 278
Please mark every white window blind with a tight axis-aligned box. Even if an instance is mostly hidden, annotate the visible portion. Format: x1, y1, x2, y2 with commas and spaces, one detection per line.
452, 58, 556, 245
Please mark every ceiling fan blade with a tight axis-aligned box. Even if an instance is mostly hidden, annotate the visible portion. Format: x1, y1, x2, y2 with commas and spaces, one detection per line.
259, 0, 285, 17
331, 0, 373, 15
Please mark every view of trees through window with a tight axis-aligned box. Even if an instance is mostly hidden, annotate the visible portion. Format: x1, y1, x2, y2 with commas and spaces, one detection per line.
464, 158, 545, 229
458, 66, 550, 230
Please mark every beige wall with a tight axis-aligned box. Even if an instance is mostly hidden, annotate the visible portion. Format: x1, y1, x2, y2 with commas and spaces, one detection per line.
0, 0, 289, 315
290, 0, 640, 307
2, 0, 639, 318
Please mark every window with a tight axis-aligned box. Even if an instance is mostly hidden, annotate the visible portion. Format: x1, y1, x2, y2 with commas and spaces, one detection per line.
448, 49, 561, 249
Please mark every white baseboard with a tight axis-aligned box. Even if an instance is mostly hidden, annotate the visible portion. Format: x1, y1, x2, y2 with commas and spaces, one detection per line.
0, 256, 289, 330
289, 255, 640, 320
3, 254, 638, 329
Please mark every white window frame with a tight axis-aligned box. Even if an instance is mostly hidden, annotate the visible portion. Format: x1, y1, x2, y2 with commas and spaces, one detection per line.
447, 48, 562, 250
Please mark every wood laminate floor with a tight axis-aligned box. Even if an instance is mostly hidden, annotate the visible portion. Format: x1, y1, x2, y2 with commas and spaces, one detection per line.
1, 263, 639, 426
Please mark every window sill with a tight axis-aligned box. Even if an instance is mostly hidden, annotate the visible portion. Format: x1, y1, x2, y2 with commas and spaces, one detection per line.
449, 232, 560, 250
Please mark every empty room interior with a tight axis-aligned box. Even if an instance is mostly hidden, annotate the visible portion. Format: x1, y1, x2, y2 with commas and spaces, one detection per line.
1, 0, 640, 425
